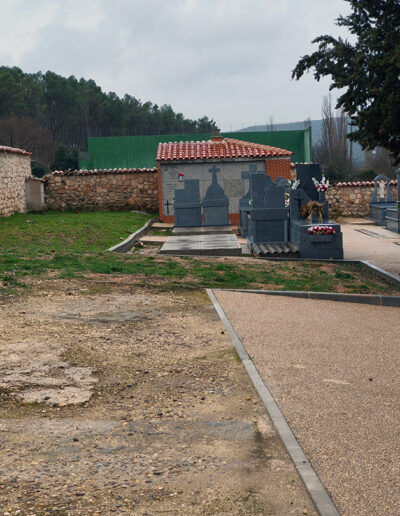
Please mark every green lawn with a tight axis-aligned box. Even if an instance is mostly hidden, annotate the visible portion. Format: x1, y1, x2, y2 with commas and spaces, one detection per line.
0, 211, 399, 295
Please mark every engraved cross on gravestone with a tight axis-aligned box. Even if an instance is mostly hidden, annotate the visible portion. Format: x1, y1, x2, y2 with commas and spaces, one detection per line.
202, 164, 229, 226
241, 163, 259, 182
209, 164, 221, 185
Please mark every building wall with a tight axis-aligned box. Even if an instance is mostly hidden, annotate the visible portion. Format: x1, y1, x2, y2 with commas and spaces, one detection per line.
81, 130, 309, 170
159, 159, 269, 224
44, 168, 158, 212
327, 181, 398, 217
0, 147, 32, 217
265, 158, 291, 180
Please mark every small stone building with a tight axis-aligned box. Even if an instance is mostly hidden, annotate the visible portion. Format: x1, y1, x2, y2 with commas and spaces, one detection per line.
156, 132, 292, 224
0, 145, 32, 217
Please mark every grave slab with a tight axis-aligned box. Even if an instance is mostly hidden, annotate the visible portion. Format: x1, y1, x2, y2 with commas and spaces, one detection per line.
160, 233, 242, 256
172, 225, 233, 236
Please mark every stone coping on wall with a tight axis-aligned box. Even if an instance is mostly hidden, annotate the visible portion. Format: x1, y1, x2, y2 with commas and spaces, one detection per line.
49, 167, 157, 177
26, 177, 45, 182
0, 145, 32, 157
335, 179, 398, 187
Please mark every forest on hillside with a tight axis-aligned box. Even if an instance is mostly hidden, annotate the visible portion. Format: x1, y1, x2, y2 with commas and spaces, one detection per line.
0, 66, 216, 174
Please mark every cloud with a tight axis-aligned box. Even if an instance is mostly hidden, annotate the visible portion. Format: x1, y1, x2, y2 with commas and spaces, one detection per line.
1, 0, 353, 126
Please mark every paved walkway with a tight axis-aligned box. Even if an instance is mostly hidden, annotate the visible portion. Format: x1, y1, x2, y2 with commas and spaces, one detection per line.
341, 220, 400, 279
214, 290, 400, 516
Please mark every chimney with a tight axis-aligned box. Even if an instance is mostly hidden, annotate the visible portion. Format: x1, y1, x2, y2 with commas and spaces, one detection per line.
210, 127, 224, 143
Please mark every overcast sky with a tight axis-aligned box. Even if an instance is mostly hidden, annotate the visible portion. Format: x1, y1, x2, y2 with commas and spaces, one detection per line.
1, 0, 353, 130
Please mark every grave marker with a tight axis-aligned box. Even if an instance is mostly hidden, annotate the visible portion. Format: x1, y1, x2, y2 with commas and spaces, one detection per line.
202, 165, 229, 226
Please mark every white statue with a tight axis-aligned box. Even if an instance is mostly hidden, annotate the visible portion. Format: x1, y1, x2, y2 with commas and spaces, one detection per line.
378, 180, 386, 200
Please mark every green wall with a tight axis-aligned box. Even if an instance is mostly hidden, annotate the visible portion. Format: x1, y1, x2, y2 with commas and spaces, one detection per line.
80, 130, 311, 170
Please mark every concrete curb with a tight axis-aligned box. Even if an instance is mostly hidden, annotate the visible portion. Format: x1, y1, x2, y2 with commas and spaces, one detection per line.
206, 288, 341, 516
220, 289, 400, 307
107, 219, 155, 253
360, 260, 400, 287
253, 256, 400, 287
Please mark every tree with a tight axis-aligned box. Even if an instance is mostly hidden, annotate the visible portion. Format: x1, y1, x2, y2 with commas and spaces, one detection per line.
0, 115, 54, 168
313, 96, 354, 179
292, 0, 400, 164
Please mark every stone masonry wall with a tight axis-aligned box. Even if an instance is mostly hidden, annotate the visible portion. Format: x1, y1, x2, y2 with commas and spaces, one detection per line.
44, 168, 158, 212
326, 180, 398, 217
0, 146, 32, 217
40, 167, 399, 218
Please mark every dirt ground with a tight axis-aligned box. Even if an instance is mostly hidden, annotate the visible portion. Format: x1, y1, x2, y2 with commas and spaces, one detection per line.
0, 277, 317, 516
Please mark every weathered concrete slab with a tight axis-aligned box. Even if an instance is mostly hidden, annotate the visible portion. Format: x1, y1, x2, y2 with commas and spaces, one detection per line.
172, 225, 233, 236
140, 235, 168, 243
151, 222, 173, 229
160, 233, 242, 256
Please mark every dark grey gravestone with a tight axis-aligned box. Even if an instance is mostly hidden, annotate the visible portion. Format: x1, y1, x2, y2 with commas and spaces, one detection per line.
174, 179, 202, 227
202, 165, 230, 226
370, 174, 396, 225
296, 163, 322, 201
385, 169, 400, 233
246, 175, 288, 243
274, 176, 289, 188
239, 165, 263, 236
288, 188, 343, 259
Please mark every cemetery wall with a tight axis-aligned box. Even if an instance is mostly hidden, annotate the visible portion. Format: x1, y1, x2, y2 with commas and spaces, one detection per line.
326, 180, 398, 217
44, 168, 158, 212
39, 168, 398, 218
0, 146, 32, 217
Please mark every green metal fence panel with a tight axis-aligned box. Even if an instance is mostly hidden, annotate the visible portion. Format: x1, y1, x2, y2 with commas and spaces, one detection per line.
80, 130, 310, 170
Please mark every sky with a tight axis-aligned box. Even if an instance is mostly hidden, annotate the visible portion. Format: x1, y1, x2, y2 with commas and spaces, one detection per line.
0, 0, 353, 131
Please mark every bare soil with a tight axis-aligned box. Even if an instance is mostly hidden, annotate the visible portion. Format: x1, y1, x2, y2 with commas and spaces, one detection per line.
0, 277, 317, 515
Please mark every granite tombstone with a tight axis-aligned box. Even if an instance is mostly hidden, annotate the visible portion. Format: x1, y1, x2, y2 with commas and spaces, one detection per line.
370, 174, 395, 225
202, 165, 230, 226
173, 179, 202, 227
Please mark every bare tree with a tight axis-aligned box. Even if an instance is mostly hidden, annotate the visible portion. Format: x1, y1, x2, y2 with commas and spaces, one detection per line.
266, 115, 276, 132
365, 147, 396, 177
313, 95, 353, 179
0, 116, 55, 168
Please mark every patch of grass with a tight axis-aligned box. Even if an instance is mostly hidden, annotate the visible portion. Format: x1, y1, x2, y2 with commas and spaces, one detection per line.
0, 211, 399, 296
0, 211, 151, 254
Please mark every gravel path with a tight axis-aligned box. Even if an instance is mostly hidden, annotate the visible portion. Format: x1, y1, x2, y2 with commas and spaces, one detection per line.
215, 290, 400, 516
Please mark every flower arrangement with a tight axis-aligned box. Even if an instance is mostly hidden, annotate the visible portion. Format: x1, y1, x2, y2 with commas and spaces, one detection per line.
312, 174, 329, 192
289, 179, 300, 190
285, 192, 290, 208
307, 225, 335, 235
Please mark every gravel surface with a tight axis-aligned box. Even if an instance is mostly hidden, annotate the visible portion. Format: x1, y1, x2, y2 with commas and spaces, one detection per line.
341, 223, 400, 279
0, 278, 317, 515
215, 290, 400, 516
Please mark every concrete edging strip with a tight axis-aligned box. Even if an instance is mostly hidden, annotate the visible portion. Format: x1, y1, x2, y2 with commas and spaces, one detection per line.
206, 288, 341, 516
107, 219, 155, 253
361, 260, 400, 287
221, 289, 400, 307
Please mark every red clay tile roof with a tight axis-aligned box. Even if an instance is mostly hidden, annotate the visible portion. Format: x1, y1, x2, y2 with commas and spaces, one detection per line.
156, 138, 292, 161
0, 145, 31, 156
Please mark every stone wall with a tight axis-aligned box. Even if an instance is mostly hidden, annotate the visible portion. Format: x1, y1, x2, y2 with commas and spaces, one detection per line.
0, 146, 32, 217
44, 168, 158, 212
326, 180, 398, 218
26, 165, 400, 219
